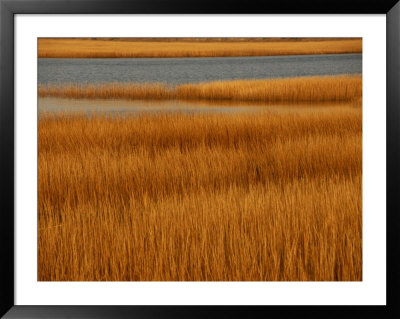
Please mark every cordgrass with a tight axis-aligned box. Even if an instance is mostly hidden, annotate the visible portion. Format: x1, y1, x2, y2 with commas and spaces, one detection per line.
38, 106, 362, 281
38, 75, 362, 103
38, 38, 362, 58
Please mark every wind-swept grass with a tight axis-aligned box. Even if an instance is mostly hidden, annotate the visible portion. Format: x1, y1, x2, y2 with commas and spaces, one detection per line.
38, 75, 362, 103
38, 106, 362, 281
38, 38, 362, 58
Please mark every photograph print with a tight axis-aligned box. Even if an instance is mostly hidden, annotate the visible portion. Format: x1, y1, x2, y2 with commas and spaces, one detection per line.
38, 38, 362, 281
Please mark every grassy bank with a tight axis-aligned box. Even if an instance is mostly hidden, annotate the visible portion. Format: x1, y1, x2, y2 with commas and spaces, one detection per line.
38, 106, 362, 281
38, 38, 362, 58
38, 75, 362, 103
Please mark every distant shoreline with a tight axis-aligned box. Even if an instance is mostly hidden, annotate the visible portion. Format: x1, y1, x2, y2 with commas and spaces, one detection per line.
38, 38, 362, 59
37, 52, 363, 60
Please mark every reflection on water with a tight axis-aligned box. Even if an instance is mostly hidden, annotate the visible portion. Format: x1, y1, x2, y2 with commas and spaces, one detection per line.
38, 97, 354, 116
39, 98, 261, 115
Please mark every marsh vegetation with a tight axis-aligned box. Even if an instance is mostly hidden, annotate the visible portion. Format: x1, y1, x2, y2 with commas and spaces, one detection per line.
38, 38, 363, 281
38, 38, 362, 58
38, 105, 362, 281
38, 75, 362, 102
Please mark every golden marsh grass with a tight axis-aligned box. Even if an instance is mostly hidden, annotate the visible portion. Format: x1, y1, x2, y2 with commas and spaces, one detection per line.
38, 38, 362, 58
38, 75, 362, 102
38, 106, 362, 281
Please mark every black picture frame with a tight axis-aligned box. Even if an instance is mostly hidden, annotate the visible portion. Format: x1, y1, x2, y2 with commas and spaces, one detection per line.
1, 1, 399, 318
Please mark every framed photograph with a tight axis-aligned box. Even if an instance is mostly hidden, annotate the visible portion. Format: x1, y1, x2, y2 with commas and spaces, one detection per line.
1, 0, 399, 318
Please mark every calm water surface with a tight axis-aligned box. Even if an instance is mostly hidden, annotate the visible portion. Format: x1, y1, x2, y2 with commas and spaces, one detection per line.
39, 98, 265, 115
38, 54, 362, 85
39, 97, 351, 115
